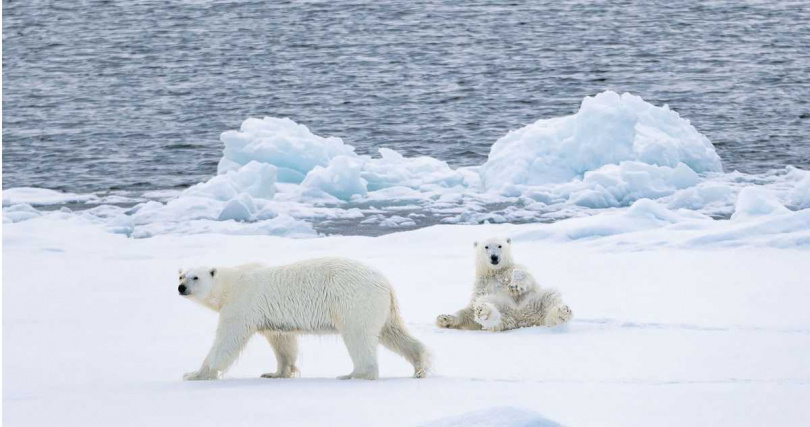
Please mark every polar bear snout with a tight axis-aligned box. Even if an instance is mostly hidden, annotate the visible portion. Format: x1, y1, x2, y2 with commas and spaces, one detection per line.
490, 255, 500, 265
178, 284, 188, 295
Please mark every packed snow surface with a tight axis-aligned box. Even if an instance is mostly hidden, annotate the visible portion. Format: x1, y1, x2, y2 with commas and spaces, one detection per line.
9, 91, 805, 238
420, 407, 563, 427
3, 215, 809, 426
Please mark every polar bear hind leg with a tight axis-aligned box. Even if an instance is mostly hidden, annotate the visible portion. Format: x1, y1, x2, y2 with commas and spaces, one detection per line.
519, 288, 573, 327
435, 313, 457, 328
436, 306, 481, 330
335, 295, 390, 380
338, 330, 380, 380
544, 303, 573, 327
260, 332, 300, 379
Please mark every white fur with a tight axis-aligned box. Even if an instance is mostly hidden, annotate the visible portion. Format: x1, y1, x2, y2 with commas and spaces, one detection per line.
179, 258, 430, 381
436, 237, 573, 332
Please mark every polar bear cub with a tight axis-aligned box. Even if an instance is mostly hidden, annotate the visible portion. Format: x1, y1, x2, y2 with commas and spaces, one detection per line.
178, 257, 430, 381
436, 237, 573, 332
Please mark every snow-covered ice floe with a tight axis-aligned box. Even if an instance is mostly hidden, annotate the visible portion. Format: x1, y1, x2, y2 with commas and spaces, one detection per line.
4, 214, 810, 426
3, 90, 809, 242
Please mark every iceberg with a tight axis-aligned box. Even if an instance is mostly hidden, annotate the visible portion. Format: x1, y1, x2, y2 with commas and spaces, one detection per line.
480, 91, 723, 191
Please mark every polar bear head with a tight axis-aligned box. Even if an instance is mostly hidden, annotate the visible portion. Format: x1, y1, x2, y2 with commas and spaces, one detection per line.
178, 267, 217, 302
474, 237, 513, 273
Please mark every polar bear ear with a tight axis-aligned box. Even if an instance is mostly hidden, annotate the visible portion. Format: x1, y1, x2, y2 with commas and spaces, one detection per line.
210, 268, 217, 277
506, 238, 512, 244
473, 241, 479, 248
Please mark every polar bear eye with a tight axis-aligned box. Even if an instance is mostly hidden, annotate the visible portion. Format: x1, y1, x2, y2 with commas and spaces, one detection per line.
498, 245, 502, 248
485, 246, 489, 249
192, 276, 198, 281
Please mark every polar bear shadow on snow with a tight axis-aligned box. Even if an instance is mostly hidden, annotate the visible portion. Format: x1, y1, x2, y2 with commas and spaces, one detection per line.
436, 237, 573, 332
178, 258, 431, 381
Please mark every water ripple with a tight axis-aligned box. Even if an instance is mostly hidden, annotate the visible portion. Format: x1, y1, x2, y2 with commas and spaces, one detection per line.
3, 0, 810, 194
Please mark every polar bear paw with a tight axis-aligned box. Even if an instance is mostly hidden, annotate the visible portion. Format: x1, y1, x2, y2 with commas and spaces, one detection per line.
545, 304, 574, 327
261, 366, 300, 379
183, 369, 219, 381
474, 303, 502, 330
436, 314, 457, 329
556, 305, 573, 323
509, 269, 528, 295
337, 370, 379, 380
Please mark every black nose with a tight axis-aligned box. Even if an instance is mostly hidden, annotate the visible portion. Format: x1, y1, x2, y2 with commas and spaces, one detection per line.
178, 284, 187, 295
490, 255, 499, 264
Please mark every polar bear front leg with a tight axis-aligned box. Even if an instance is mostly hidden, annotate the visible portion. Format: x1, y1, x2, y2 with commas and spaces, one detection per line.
261, 332, 300, 379
508, 269, 530, 296
184, 316, 253, 381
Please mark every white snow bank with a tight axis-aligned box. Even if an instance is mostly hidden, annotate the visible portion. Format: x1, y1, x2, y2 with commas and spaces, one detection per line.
731, 187, 791, 221
508, 196, 810, 250
2, 187, 98, 205
787, 168, 810, 209
481, 91, 722, 190
3, 203, 43, 223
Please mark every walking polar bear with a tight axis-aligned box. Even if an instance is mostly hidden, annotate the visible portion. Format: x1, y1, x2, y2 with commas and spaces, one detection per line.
436, 237, 573, 332
178, 258, 430, 381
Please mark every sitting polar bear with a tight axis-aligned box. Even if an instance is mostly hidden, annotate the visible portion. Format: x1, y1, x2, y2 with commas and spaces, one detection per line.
178, 258, 430, 381
436, 237, 573, 332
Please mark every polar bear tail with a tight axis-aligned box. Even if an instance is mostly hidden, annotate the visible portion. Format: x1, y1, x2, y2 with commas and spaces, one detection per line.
379, 292, 432, 378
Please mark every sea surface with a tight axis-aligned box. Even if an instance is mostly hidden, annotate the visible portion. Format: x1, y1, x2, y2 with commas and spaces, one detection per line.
4, 0, 810, 196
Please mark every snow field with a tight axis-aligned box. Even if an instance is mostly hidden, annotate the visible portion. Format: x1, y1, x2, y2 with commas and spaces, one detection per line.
3, 217, 809, 426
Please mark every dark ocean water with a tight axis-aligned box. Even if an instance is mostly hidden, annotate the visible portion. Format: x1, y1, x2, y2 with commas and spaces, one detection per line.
4, 0, 810, 195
